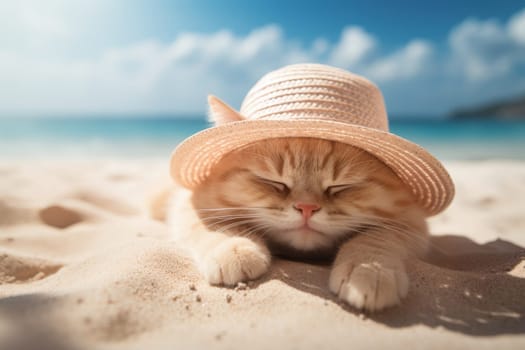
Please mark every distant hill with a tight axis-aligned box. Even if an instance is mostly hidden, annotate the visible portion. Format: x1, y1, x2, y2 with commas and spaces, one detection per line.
450, 95, 525, 120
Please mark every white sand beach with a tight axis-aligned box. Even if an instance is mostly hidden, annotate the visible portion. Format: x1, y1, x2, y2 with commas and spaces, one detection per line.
0, 159, 524, 350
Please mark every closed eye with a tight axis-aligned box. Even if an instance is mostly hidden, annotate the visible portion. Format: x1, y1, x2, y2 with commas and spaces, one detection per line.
255, 176, 290, 194
325, 184, 355, 197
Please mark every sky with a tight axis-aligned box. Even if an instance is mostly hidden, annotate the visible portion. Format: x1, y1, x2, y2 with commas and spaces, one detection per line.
0, 0, 524, 117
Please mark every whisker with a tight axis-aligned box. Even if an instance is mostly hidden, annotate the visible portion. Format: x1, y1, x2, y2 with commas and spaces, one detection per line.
196, 207, 267, 212
200, 214, 264, 221
338, 215, 448, 255
192, 200, 445, 257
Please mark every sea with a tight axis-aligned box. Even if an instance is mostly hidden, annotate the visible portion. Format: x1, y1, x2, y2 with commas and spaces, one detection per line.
0, 117, 524, 161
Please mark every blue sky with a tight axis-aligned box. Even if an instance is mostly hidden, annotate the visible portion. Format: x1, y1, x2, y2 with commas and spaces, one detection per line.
0, 0, 524, 117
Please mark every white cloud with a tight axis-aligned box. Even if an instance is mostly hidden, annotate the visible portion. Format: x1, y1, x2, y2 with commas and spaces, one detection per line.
508, 8, 525, 44
311, 38, 329, 56
448, 15, 525, 81
1, 5, 525, 115
0, 25, 315, 113
329, 27, 376, 67
366, 40, 433, 81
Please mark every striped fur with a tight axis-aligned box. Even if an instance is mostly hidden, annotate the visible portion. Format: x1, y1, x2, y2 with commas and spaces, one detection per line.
164, 138, 429, 312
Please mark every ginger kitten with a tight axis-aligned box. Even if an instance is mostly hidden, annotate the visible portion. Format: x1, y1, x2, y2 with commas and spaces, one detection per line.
158, 103, 429, 312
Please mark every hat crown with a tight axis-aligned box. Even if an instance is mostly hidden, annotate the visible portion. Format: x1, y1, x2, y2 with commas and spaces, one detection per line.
171, 63, 455, 216
240, 64, 389, 131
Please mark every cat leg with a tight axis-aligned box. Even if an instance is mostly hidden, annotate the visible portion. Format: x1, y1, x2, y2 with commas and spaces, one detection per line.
181, 228, 271, 286
167, 188, 270, 286
329, 225, 427, 312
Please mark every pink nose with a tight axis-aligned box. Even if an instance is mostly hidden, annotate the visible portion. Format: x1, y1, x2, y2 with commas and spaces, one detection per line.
293, 202, 321, 220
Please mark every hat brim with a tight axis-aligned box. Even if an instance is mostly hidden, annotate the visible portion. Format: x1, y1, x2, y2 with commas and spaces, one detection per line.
170, 119, 454, 216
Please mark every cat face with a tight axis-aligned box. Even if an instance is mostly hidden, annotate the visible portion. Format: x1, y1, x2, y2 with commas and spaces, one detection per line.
192, 138, 419, 257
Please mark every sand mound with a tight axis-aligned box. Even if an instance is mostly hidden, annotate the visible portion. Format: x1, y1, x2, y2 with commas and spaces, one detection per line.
0, 252, 62, 283
39, 205, 84, 229
0, 160, 524, 349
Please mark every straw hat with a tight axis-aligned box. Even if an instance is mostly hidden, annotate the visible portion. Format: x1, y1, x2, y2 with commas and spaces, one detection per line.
171, 63, 454, 216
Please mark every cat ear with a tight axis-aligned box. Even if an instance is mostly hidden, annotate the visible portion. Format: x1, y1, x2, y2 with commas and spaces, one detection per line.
208, 95, 245, 126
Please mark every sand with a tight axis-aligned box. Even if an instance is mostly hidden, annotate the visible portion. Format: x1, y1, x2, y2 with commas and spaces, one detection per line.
0, 159, 524, 350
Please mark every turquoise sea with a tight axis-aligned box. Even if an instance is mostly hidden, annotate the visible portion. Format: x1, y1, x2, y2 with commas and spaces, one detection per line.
0, 117, 524, 160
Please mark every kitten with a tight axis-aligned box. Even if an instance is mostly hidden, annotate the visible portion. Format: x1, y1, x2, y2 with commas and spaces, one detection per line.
156, 105, 429, 312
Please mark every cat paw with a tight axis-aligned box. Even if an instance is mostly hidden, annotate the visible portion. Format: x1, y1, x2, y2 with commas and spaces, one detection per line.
203, 237, 271, 286
329, 260, 409, 312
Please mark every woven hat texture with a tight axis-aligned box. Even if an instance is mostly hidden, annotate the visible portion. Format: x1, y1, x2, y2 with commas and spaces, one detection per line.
171, 64, 454, 216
